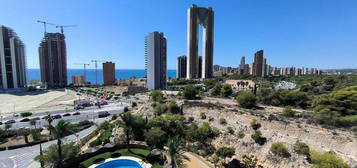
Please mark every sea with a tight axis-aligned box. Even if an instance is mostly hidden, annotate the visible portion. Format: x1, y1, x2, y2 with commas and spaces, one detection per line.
27, 69, 176, 85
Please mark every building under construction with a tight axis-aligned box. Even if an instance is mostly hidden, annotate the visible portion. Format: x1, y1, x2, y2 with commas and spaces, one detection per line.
39, 33, 67, 88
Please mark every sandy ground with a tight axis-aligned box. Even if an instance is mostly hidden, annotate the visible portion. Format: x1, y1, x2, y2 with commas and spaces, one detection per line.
0, 89, 78, 115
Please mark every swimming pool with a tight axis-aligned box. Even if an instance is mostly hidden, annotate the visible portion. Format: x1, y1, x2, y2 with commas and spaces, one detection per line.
95, 159, 143, 168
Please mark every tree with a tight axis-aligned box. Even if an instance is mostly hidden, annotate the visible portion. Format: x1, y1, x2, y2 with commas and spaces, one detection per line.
166, 138, 183, 168
183, 85, 199, 100
149, 115, 185, 138
150, 90, 164, 102
310, 151, 349, 168
236, 91, 257, 109
20, 112, 32, 117
145, 128, 167, 149
132, 102, 137, 107
119, 112, 135, 151
250, 119, 261, 130
29, 120, 37, 129
154, 103, 168, 116
185, 122, 219, 146
251, 130, 266, 145
49, 120, 74, 168
45, 114, 53, 135
19, 129, 31, 144
215, 147, 235, 165
270, 142, 290, 158
35, 142, 79, 168
220, 84, 233, 97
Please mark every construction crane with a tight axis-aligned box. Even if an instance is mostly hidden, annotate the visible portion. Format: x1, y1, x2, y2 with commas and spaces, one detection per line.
55, 25, 77, 34
73, 63, 90, 80
37, 20, 56, 35
91, 60, 105, 85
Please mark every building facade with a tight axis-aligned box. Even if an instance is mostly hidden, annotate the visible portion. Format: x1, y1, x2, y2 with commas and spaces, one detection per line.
145, 32, 167, 90
39, 33, 67, 88
253, 50, 264, 77
71, 75, 86, 86
0, 26, 27, 89
177, 55, 187, 78
103, 61, 115, 85
187, 4, 214, 79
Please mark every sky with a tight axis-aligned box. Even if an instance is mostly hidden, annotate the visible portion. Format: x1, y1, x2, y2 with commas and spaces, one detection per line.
1, 0, 357, 70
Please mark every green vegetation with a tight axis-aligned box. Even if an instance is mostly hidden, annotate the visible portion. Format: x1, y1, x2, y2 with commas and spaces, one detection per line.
167, 100, 180, 114
313, 86, 357, 127
270, 142, 290, 158
220, 84, 233, 97
166, 138, 183, 168
294, 141, 310, 156
124, 106, 129, 112
35, 142, 79, 168
258, 89, 310, 108
132, 102, 137, 107
200, 112, 207, 119
48, 120, 75, 167
242, 155, 258, 168
150, 90, 164, 102
183, 85, 200, 99
20, 112, 33, 117
210, 84, 222, 96
250, 119, 261, 130
145, 128, 167, 149
227, 127, 234, 134
251, 130, 266, 145
215, 147, 235, 164
236, 91, 257, 109
282, 106, 296, 117
185, 122, 219, 144
219, 118, 227, 125
237, 130, 245, 139
310, 151, 349, 168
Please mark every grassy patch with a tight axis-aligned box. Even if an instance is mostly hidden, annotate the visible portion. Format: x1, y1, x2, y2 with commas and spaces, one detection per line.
80, 148, 162, 168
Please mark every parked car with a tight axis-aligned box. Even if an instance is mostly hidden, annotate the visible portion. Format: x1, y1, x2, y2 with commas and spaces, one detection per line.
72, 112, 81, 115
20, 118, 30, 122
62, 113, 71, 117
98, 111, 110, 118
0, 122, 2, 125
52, 115, 62, 119
5, 120, 15, 124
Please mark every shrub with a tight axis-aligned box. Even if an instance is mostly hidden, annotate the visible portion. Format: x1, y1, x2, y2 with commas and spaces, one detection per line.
188, 117, 195, 122
227, 127, 234, 134
150, 90, 164, 102
310, 151, 349, 168
250, 119, 261, 130
111, 114, 118, 121
237, 130, 245, 139
208, 116, 214, 122
20, 112, 32, 117
236, 91, 257, 109
145, 128, 167, 149
210, 84, 222, 96
167, 100, 180, 114
242, 155, 258, 168
219, 118, 227, 125
282, 106, 296, 117
154, 103, 168, 116
200, 112, 207, 119
215, 147, 235, 159
251, 130, 266, 145
270, 142, 290, 158
132, 102, 137, 107
123, 106, 129, 112
294, 141, 310, 156
220, 84, 233, 97
183, 85, 199, 100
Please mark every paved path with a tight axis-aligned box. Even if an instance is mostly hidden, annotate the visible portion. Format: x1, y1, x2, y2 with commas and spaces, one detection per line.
182, 152, 213, 168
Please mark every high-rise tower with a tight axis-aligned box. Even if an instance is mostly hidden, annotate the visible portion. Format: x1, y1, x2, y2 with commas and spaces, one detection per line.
103, 62, 115, 85
187, 4, 214, 79
0, 26, 27, 89
145, 32, 167, 90
177, 56, 187, 78
253, 50, 264, 77
39, 33, 67, 88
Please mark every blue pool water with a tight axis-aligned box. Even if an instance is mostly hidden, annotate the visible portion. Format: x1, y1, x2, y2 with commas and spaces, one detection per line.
95, 159, 143, 168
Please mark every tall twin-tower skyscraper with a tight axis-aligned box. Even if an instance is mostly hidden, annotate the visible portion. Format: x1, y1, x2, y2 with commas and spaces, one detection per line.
187, 4, 214, 79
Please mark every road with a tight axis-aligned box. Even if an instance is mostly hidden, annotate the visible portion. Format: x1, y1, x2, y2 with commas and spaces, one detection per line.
0, 91, 128, 168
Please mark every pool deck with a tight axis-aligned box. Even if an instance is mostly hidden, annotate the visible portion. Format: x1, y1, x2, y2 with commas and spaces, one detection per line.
88, 156, 152, 168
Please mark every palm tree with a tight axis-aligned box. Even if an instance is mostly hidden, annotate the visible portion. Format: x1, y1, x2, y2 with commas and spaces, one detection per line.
166, 138, 182, 168
49, 120, 74, 168
119, 112, 134, 152
45, 114, 53, 135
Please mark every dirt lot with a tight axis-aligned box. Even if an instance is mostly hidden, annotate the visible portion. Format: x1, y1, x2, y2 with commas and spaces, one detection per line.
0, 89, 78, 115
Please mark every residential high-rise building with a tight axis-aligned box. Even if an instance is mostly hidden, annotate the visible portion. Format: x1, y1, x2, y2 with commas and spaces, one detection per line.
187, 4, 214, 79
145, 32, 167, 90
39, 33, 67, 88
103, 62, 115, 85
71, 75, 86, 86
198, 56, 202, 78
177, 56, 187, 78
253, 50, 264, 77
0, 26, 27, 89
